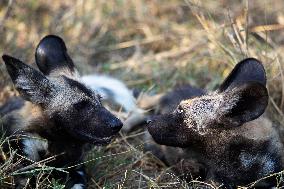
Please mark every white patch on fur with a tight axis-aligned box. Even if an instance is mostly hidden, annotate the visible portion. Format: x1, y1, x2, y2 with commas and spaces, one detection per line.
71, 184, 84, 189
22, 137, 48, 161
81, 75, 137, 112
180, 91, 239, 134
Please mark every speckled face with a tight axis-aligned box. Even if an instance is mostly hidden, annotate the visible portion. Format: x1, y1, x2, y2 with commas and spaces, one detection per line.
147, 58, 269, 150
147, 92, 237, 147
148, 82, 268, 147
44, 76, 123, 144
176, 91, 240, 134
3, 52, 123, 145
48, 76, 102, 113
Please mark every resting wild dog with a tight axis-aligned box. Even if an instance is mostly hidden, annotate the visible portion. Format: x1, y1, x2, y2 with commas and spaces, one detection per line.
146, 58, 284, 188
0, 35, 123, 188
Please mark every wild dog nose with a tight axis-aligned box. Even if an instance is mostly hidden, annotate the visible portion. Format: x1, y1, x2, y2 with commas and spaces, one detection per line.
109, 118, 123, 133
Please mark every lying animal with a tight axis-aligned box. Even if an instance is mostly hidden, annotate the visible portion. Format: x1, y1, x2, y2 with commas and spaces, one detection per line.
146, 58, 284, 188
0, 35, 123, 188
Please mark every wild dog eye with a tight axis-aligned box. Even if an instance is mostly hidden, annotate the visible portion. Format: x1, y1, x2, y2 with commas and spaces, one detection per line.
73, 100, 90, 110
176, 106, 184, 114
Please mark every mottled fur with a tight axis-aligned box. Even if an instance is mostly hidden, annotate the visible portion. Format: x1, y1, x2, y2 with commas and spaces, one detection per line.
147, 58, 284, 188
0, 35, 123, 188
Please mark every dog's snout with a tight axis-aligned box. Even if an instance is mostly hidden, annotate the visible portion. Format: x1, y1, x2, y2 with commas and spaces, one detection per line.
109, 118, 123, 133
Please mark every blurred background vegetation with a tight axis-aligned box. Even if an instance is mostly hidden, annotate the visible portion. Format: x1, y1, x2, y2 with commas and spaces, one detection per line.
0, 0, 284, 188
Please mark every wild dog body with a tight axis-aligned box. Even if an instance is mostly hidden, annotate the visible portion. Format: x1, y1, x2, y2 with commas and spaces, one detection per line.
0, 35, 123, 188
146, 58, 284, 188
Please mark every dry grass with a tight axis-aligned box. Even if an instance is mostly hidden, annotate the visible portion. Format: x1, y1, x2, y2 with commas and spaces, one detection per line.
0, 0, 284, 188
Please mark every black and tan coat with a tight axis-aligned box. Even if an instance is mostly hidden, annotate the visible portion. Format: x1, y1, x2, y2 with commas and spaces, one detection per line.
146, 58, 284, 188
0, 35, 123, 189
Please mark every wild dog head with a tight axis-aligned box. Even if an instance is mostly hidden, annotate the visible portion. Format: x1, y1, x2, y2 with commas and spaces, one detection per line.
2, 35, 123, 144
147, 58, 268, 147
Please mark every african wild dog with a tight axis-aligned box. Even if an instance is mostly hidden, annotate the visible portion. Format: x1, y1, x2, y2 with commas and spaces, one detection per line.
146, 58, 284, 188
0, 35, 123, 188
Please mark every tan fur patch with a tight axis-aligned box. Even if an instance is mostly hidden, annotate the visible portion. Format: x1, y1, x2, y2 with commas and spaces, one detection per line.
15, 102, 47, 132
19, 102, 43, 118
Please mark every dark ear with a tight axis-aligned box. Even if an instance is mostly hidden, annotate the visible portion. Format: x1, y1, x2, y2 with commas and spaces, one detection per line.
219, 82, 268, 127
2, 55, 54, 104
219, 58, 266, 92
35, 35, 75, 76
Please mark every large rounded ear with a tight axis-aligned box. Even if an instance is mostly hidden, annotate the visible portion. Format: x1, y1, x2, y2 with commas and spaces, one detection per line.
2, 55, 54, 105
218, 82, 268, 127
218, 58, 266, 92
35, 35, 76, 77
